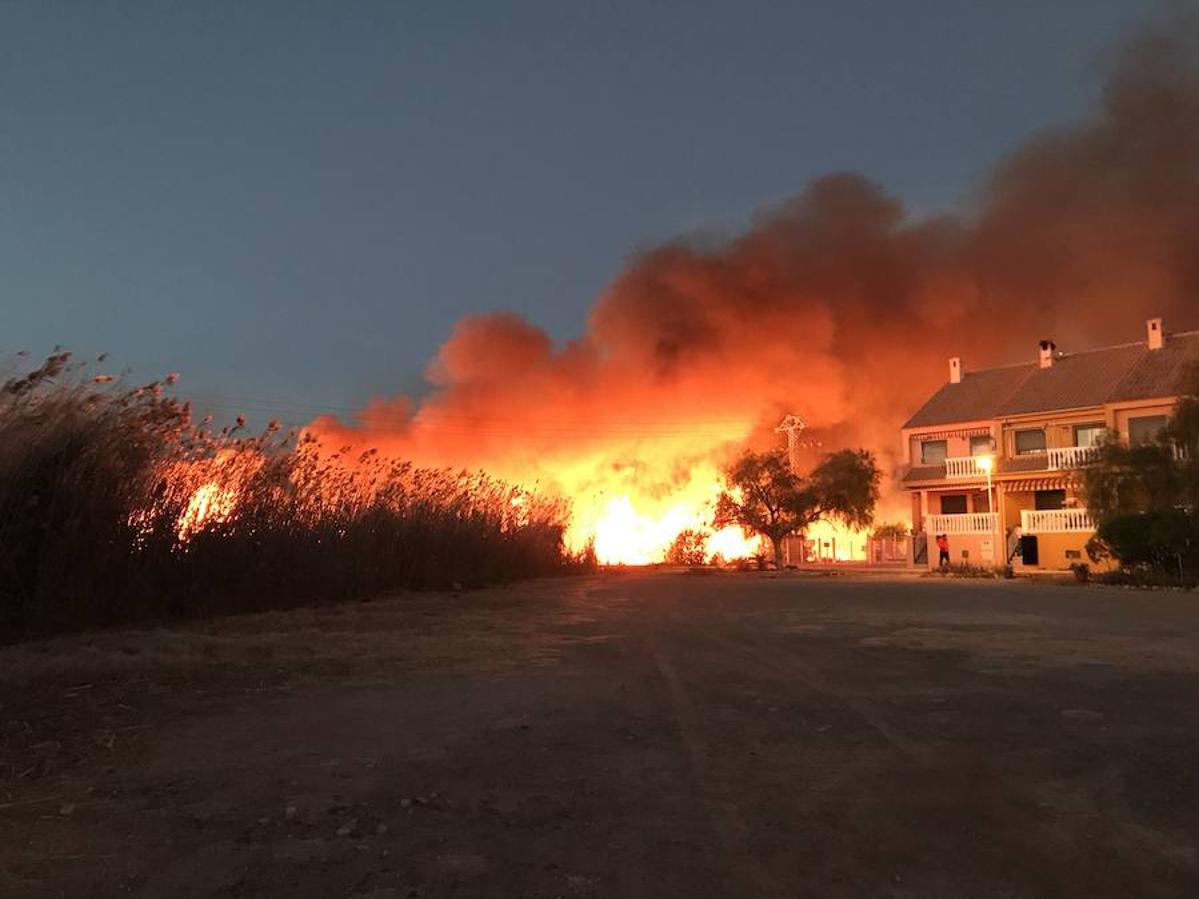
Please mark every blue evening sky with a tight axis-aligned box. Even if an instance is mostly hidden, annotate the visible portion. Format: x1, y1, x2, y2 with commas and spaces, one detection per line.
1, 1, 1150, 420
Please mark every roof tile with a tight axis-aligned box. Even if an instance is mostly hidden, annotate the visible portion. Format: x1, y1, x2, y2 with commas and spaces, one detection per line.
904, 330, 1199, 428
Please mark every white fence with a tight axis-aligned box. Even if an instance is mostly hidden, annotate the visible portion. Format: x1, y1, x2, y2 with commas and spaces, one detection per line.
944, 456, 987, 479
1021, 509, 1094, 533
1046, 446, 1100, 469
926, 513, 998, 535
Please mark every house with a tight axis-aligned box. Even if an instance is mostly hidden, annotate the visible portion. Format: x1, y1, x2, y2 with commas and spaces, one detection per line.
901, 319, 1199, 571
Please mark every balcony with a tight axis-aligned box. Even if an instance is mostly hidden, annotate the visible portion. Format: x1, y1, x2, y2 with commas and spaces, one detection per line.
944, 456, 988, 479
1046, 446, 1100, 469
926, 513, 998, 535
1021, 508, 1094, 533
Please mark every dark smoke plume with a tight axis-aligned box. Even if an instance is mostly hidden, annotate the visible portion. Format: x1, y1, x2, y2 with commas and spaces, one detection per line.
312, 9, 1199, 523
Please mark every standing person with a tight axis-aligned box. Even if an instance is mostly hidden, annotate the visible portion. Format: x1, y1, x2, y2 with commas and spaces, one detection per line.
1007, 525, 1023, 564
936, 533, 950, 568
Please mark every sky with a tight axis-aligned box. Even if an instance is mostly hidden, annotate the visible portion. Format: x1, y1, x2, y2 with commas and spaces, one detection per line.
1, 1, 1155, 423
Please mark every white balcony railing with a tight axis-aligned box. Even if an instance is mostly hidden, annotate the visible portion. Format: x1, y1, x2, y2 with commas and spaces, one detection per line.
944, 456, 987, 479
1047, 446, 1101, 470
926, 513, 998, 535
1021, 508, 1095, 533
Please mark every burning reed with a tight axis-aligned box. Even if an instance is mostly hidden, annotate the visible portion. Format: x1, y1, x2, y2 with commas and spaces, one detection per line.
0, 354, 578, 638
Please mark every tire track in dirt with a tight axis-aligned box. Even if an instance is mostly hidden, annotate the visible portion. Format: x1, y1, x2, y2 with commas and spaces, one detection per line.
649, 645, 784, 897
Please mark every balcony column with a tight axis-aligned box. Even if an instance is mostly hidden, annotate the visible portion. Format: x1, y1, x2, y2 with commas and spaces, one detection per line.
996, 482, 1007, 558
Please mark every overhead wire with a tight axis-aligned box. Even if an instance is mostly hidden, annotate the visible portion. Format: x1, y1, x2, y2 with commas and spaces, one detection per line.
181, 390, 767, 438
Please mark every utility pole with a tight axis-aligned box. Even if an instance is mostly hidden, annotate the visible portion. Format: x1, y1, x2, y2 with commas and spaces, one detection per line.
775, 414, 820, 472
775, 414, 823, 567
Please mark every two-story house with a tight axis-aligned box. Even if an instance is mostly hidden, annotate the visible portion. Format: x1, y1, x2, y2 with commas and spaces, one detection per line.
901, 319, 1199, 570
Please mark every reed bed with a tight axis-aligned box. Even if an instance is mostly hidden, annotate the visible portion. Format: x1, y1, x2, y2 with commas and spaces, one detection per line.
0, 354, 581, 638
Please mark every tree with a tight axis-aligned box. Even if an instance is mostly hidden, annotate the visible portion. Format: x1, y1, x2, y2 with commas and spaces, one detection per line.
1082, 362, 1199, 578
713, 448, 880, 568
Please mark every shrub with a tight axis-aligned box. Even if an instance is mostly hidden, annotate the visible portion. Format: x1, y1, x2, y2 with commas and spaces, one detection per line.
1087, 511, 1197, 578
1096, 567, 1197, 590
0, 354, 577, 637
925, 563, 1009, 579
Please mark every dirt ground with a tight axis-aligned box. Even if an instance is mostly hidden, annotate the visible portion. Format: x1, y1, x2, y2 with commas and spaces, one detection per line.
3, 571, 1199, 898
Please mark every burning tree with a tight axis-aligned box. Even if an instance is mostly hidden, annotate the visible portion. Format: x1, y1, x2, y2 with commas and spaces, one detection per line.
664, 528, 712, 566
713, 448, 880, 568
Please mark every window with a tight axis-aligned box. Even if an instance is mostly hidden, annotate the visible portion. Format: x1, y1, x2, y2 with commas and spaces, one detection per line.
1074, 424, 1106, 448
970, 435, 995, 456
921, 440, 947, 464
973, 491, 991, 513
1034, 489, 1066, 511
940, 494, 967, 514
1014, 429, 1047, 455
1129, 415, 1168, 446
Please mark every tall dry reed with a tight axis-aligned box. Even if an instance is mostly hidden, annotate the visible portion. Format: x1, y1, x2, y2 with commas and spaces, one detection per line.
0, 354, 581, 638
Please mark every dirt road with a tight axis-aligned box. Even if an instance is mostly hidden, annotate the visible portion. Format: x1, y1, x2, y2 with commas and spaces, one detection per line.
3, 571, 1199, 897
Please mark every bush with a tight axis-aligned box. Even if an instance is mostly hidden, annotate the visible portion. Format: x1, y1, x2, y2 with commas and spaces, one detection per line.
1096, 567, 1198, 590
0, 355, 579, 638
925, 563, 1009, 579
1087, 511, 1198, 579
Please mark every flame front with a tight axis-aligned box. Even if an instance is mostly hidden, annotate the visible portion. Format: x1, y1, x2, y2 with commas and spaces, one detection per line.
151, 432, 874, 566
178, 480, 238, 539
578, 494, 761, 565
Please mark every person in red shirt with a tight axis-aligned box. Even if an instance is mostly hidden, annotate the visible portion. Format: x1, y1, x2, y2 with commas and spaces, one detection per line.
936, 533, 950, 568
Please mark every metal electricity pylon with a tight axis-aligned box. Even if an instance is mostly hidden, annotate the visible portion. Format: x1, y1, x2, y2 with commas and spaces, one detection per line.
775, 413, 821, 472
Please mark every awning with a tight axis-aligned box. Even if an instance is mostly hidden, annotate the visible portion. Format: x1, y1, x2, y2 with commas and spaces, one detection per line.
1001, 476, 1073, 493
913, 426, 992, 440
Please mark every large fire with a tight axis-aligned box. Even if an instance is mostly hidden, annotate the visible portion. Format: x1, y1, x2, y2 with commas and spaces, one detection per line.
164, 442, 868, 566
158, 11, 1199, 561
564, 464, 764, 565
156, 410, 872, 566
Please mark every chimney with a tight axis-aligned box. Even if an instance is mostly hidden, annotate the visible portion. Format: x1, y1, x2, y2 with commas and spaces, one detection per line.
949, 356, 962, 384
1147, 317, 1163, 350
1038, 339, 1056, 369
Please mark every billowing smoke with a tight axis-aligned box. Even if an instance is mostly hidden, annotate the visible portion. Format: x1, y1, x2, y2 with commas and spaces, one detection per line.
311, 10, 1199, 555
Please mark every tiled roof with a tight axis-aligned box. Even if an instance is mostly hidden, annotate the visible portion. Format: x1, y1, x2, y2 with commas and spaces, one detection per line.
1109, 332, 1199, 401
903, 330, 1199, 429
902, 365, 1033, 429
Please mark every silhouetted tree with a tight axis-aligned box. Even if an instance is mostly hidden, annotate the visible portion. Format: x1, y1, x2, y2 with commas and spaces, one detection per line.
1083, 363, 1199, 579
713, 448, 879, 568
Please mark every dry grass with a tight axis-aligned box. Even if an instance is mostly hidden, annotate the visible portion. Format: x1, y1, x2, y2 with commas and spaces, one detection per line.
0, 353, 585, 638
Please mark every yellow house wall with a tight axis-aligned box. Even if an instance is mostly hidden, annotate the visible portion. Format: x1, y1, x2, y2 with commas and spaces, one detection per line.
1000, 488, 1117, 572
902, 420, 995, 465
1110, 401, 1176, 440
1000, 489, 1034, 533
1000, 408, 1105, 456
927, 489, 991, 515
1028, 532, 1090, 570
926, 533, 1000, 570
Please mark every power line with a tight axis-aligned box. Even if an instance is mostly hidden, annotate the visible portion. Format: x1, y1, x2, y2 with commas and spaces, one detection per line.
181, 392, 768, 438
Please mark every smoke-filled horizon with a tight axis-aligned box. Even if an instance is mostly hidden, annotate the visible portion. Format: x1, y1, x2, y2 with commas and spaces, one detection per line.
309, 9, 1199, 550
